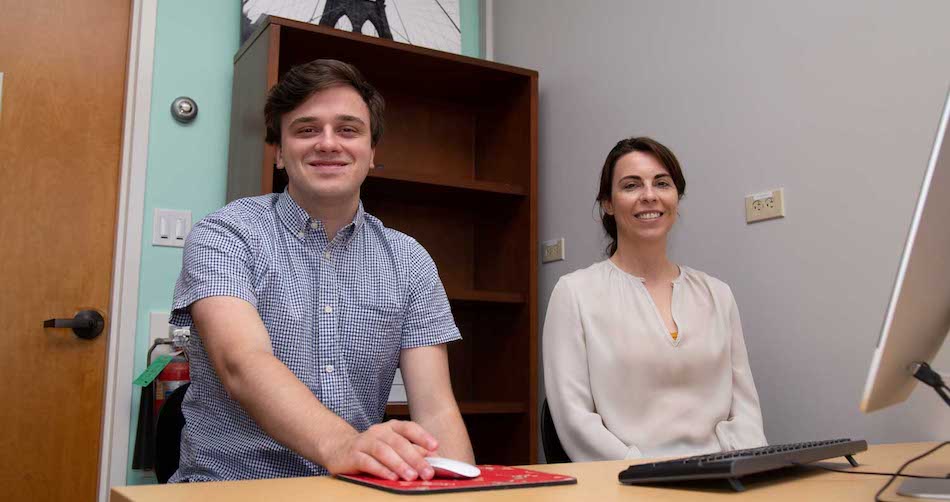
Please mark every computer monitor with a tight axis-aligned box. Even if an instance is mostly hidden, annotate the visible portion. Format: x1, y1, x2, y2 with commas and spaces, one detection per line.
861, 89, 950, 414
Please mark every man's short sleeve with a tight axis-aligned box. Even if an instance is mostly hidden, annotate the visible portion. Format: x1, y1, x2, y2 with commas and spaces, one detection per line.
169, 214, 257, 327
401, 242, 461, 349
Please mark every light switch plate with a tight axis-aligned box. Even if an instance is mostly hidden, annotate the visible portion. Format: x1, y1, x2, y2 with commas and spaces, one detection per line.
153, 208, 192, 247
542, 238, 565, 263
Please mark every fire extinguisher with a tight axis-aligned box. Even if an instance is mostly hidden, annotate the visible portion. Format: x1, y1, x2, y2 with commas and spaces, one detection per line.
154, 353, 189, 417
149, 326, 191, 418
133, 326, 191, 470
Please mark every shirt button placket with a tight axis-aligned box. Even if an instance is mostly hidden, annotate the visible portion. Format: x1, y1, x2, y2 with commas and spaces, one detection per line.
318, 243, 338, 412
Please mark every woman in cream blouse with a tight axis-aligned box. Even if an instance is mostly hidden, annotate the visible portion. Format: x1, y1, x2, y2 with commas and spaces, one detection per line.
543, 137, 767, 461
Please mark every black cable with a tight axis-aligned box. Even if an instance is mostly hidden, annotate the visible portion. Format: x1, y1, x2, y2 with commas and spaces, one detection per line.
936, 385, 950, 407
912, 362, 944, 388
874, 442, 949, 502
802, 463, 948, 480
793, 443, 950, 501
913, 362, 950, 407
804, 365, 949, 498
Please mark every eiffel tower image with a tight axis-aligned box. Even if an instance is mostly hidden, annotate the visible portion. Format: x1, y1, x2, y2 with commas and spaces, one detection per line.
319, 0, 393, 39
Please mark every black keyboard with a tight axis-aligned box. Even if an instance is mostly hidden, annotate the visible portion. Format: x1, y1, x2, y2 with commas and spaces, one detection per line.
618, 438, 868, 492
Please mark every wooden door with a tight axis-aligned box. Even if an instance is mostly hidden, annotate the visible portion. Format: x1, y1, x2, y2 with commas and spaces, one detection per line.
0, 1, 131, 500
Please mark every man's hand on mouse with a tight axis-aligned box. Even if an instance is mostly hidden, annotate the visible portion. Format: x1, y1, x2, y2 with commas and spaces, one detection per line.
321, 419, 439, 481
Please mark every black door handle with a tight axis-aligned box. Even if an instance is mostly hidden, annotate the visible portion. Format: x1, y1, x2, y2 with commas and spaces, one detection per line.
43, 310, 105, 340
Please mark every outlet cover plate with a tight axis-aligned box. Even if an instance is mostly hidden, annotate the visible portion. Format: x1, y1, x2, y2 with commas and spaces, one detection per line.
542, 238, 566, 263
745, 188, 785, 223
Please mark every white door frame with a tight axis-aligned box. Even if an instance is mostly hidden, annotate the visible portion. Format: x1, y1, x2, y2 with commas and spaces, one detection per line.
98, 1, 157, 500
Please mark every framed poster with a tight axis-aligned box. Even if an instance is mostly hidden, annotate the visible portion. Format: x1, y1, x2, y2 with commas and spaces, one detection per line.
241, 0, 462, 54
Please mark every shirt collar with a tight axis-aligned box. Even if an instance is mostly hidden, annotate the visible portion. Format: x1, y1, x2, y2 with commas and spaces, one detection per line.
276, 189, 311, 238
276, 189, 365, 245
338, 202, 365, 248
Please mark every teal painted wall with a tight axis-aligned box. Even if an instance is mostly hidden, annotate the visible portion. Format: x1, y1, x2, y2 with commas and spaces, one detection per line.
461, 0, 481, 58
125, 0, 482, 485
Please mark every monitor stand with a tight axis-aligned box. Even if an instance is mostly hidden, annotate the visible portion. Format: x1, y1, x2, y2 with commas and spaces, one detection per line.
896, 365, 950, 499
897, 479, 950, 500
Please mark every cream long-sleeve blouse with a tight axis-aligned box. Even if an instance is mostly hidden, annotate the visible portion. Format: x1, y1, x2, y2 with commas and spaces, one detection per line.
542, 260, 767, 461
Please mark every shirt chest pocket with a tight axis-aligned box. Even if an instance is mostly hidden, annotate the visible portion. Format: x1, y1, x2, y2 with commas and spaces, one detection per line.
341, 301, 403, 368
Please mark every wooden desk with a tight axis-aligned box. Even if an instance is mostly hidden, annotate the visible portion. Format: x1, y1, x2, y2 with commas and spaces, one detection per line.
112, 442, 948, 501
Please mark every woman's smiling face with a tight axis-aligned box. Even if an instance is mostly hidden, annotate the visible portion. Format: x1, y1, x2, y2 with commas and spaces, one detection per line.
602, 151, 679, 244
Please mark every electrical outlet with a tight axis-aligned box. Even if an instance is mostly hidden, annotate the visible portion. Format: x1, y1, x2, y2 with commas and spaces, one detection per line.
745, 188, 785, 223
541, 238, 565, 263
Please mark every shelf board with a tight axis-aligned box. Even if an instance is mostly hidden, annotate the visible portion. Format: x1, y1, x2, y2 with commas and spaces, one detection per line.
386, 401, 528, 416
367, 170, 526, 196
446, 289, 525, 304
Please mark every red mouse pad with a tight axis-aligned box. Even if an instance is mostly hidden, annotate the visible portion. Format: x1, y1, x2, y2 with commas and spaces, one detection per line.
337, 465, 577, 495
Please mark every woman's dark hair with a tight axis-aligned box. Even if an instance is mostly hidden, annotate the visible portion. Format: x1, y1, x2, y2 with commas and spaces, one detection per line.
596, 137, 686, 256
264, 59, 385, 147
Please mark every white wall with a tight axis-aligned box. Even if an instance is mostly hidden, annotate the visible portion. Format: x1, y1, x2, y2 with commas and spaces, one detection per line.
492, 0, 950, 448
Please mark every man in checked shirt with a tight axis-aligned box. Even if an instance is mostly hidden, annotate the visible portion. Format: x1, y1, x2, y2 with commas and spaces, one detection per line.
168, 59, 474, 483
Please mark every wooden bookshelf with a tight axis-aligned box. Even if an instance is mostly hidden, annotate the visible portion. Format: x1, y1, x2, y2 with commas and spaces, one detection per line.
226, 17, 538, 465
368, 170, 526, 196
446, 289, 526, 304
385, 401, 528, 417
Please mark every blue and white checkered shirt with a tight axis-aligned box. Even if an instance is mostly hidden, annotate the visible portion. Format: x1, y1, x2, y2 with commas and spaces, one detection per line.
167, 190, 461, 482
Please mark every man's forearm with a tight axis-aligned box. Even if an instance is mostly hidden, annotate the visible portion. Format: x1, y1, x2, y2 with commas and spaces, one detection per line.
221, 350, 356, 464
413, 405, 474, 463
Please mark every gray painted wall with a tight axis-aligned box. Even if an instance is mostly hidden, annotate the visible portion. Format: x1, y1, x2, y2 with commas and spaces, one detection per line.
492, 0, 950, 450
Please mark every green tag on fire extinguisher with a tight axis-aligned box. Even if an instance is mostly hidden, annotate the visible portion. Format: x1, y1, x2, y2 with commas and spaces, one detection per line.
133, 354, 174, 387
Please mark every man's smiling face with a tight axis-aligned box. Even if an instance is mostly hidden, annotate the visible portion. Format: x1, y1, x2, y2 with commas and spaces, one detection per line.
276, 85, 376, 205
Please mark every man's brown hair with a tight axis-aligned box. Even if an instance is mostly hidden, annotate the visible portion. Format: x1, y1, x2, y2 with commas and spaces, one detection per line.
264, 59, 385, 147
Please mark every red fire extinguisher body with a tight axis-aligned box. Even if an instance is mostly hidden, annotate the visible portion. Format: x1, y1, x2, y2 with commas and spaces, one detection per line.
155, 355, 190, 417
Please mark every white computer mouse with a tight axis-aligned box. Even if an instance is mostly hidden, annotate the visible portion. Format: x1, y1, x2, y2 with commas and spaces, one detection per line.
424, 456, 481, 479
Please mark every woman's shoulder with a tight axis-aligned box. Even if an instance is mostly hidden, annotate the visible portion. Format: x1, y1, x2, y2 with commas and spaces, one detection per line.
556, 260, 616, 289
679, 265, 735, 300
